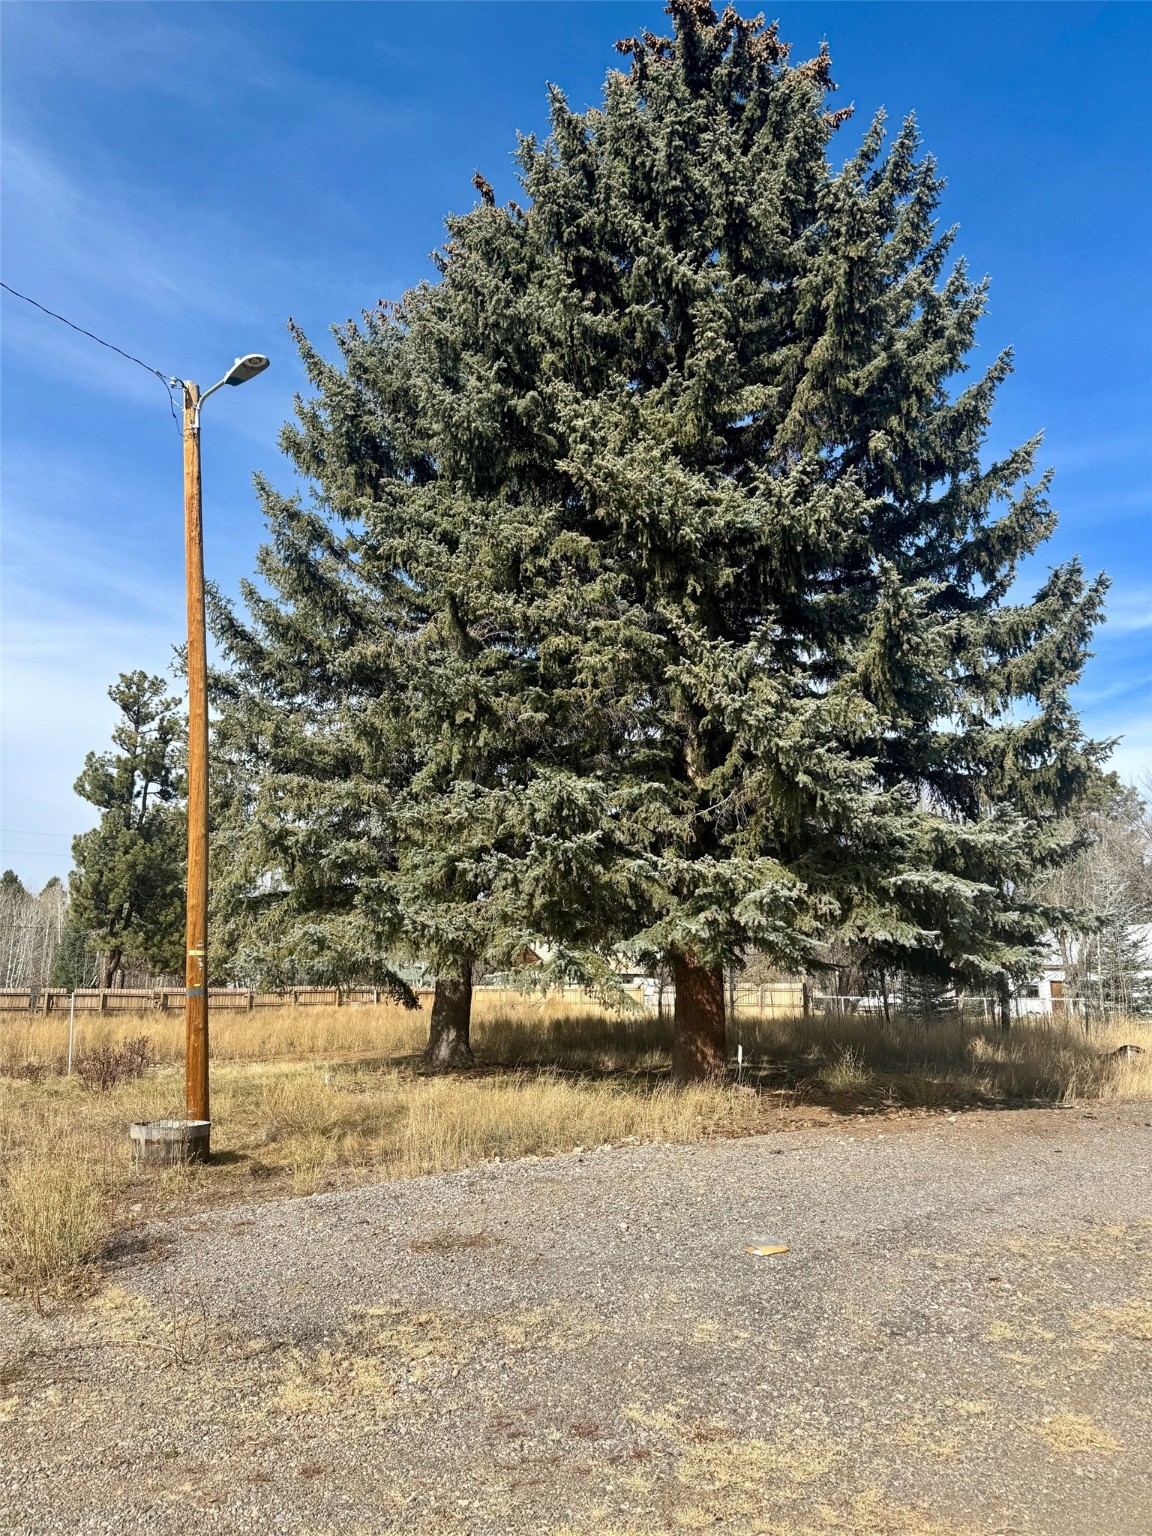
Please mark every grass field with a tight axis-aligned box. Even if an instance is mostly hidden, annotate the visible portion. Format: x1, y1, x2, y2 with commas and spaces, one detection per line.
2, 993, 1149, 1304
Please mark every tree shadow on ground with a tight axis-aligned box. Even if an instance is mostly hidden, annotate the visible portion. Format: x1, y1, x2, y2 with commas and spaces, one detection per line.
336, 1048, 1033, 1121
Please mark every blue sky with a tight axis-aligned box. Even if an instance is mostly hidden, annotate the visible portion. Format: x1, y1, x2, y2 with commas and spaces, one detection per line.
2, 1, 1149, 890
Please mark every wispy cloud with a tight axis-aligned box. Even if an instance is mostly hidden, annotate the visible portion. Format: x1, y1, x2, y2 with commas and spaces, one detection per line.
1045, 429, 1152, 476
1102, 584, 1152, 634
1075, 668, 1152, 710
3, 3, 357, 115
0, 594, 180, 886
2, 515, 182, 630
2, 140, 196, 315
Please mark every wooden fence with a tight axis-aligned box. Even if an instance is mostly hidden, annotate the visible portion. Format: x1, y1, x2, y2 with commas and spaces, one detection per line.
0, 983, 633, 1016
0, 986, 397, 1015
0, 982, 1024, 1021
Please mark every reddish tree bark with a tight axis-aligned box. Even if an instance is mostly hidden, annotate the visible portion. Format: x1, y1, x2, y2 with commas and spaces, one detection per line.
424, 960, 475, 1070
671, 952, 727, 1083
102, 946, 123, 990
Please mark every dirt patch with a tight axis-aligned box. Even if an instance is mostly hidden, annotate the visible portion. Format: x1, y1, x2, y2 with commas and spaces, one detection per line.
408, 1229, 503, 1254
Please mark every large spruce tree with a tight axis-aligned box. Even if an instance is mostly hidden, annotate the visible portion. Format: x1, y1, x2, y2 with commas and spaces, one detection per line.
208, 325, 632, 1062
209, 437, 631, 1062
216, 0, 1108, 1077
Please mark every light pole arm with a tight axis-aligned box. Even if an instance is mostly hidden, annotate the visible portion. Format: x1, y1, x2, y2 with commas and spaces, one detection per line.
174, 354, 269, 429
175, 372, 231, 431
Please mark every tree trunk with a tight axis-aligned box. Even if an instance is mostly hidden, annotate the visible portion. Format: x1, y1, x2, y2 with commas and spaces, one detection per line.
103, 946, 122, 991
424, 960, 474, 1071
997, 975, 1012, 1034
671, 952, 727, 1084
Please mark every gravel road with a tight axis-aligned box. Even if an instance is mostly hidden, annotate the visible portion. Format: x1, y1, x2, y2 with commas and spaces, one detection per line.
3, 1101, 1149, 1535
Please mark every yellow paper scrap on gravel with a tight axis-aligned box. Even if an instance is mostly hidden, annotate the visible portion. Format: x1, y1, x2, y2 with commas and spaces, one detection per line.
746, 1239, 790, 1256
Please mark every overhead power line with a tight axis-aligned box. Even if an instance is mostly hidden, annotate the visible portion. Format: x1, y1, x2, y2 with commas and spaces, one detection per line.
1, 830, 75, 838
0, 281, 180, 429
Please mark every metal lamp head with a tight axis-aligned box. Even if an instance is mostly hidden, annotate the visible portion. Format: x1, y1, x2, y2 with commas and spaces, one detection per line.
224, 354, 270, 386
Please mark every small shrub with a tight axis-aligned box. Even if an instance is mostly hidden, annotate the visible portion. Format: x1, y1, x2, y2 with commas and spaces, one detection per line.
74, 1036, 152, 1093
0, 1154, 113, 1306
4, 1060, 51, 1085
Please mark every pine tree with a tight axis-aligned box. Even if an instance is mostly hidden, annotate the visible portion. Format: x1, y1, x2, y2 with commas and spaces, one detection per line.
69, 672, 186, 986
215, 1, 1108, 1079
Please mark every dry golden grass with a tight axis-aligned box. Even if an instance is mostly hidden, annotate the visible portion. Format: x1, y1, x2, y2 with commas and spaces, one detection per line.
809, 1490, 981, 1536
6, 995, 1151, 1101
0, 995, 431, 1069
821, 1044, 874, 1094
0, 990, 658, 1073
0, 1013, 760, 1298
610, 1402, 984, 1536
1070, 1296, 1152, 1346
391, 1071, 752, 1177
1, 995, 1149, 1300
621, 1401, 843, 1533
1031, 1411, 1122, 1455
0, 1143, 120, 1306
1085, 1298, 1152, 1340
731, 1008, 1152, 1106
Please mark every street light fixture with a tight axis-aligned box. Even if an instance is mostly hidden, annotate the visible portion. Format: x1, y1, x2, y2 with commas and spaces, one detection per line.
175, 355, 269, 1160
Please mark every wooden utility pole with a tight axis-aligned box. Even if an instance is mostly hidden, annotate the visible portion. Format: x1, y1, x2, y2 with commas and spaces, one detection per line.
183, 381, 210, 1140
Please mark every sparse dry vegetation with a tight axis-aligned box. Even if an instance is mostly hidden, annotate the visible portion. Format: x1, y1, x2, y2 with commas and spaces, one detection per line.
0, 1144, 120, 1307
821, 1044, 874, 1094
73, 1034, 152, 1093
1032, 1411, 1123, 1455
734, 1007, 1152, 1107
1, 994, 1150, 1300
4, 991, 1150, 1101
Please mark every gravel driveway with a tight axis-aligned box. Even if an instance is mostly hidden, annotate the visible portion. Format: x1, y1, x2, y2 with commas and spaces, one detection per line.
3, 1101, 1149, 1535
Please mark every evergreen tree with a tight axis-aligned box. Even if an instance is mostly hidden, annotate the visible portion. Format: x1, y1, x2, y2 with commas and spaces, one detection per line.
900, 970, 957, 1023
208, 444, 630, 1063
69, 672, 186, 986
216, 1, 1108, 1078
207, 558, 421, 1012
49, 917, 99, 990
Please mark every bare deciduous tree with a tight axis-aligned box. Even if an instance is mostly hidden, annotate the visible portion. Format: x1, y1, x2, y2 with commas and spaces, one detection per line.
1035, 784, 1152, 1018
0, 872, 69, 990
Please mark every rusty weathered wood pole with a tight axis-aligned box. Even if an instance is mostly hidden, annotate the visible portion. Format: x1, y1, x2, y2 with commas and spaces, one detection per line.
183, 381, 210, 1141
